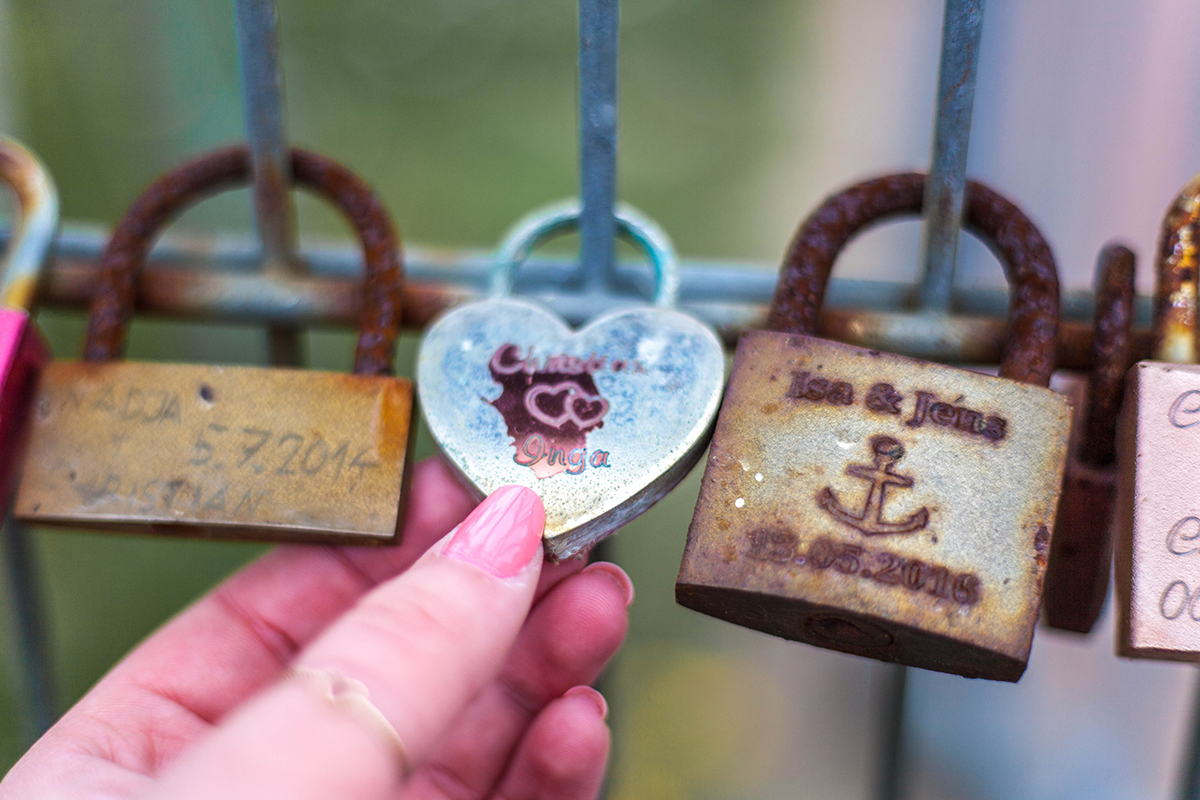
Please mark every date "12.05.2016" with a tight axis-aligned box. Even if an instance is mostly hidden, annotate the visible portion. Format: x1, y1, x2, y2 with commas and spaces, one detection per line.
743, 528, 982, 607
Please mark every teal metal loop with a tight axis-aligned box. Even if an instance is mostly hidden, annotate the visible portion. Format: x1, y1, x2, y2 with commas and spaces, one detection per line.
489, 199, 680, 308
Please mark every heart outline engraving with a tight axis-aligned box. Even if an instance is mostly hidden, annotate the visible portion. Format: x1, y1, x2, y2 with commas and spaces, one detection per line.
524, 381, 609, 429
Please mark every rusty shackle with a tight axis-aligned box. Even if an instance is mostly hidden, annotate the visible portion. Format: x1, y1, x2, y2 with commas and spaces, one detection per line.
766, 172, 1060, 387
84, 145, 403, 376
1152, 172, 1200, 364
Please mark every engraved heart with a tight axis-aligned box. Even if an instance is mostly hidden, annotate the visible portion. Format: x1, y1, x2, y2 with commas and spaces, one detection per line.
418, 298, 725, 559
569, 391, 608, 428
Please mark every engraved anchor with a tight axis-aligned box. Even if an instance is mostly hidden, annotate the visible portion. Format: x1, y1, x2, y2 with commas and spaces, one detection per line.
819, 436, 929, 535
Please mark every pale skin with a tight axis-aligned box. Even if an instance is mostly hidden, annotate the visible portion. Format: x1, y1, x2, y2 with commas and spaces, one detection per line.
0, 457, 632, 800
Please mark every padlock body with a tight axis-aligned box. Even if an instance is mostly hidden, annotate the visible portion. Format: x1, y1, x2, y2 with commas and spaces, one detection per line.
1042, 374, 1115, 634
14, 362, 415, 544
0, 309, 48, 507
677, 331, 1070, 681
1115, 361, 1200, 660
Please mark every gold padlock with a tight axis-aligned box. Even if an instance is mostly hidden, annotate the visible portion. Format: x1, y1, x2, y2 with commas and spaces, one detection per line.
676, 173, 1071, 681
14, 146, 415, 544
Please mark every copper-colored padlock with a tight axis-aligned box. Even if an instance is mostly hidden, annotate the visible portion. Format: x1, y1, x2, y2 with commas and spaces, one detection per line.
1042, 244, 1135, 633
13, 146, 415, 543
676, 173, 1071, 681
1116, 173, 1200, 659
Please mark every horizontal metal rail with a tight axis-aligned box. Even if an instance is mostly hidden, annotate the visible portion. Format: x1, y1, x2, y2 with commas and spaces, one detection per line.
21, 224, 1153, 371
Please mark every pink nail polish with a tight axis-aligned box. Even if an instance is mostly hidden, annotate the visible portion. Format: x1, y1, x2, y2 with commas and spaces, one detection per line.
563, 685, 608, 720
444, 485, 544, 578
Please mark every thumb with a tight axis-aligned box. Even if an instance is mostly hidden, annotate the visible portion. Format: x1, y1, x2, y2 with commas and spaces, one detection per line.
143, 485, 546, 800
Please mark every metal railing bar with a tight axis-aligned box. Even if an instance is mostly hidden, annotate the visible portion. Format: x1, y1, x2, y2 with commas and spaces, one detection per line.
26, 225, 1151, 371
234, 0, 304, 367
917, 0, 985, 312
0, 518, 55, 741
577, 0, 619, 295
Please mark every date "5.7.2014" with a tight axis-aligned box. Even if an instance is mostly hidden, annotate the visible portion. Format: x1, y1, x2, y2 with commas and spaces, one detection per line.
743, 528, 982, 607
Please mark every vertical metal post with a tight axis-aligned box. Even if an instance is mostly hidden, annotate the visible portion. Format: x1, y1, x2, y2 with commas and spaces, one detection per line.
873, 663, 908, 800
916, 0, 985, 312
1, 518, 54, 740
1177, 671, 1200, 800
578, 0, 619, 295
879, 3, 984, 798
234, 0, 303, 366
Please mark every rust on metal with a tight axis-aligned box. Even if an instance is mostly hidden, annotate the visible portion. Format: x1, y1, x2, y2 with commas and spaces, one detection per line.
766, 172, 1060, 387
14, 145, 416, 544
678, 172, 1070, 681
14, 362, 414, 543
1043, 244, 1135, 633
677, 333, 1070, 681
1081, 244, 1136, 468
1152, 172, 1200, 363
84, 145, 403, 377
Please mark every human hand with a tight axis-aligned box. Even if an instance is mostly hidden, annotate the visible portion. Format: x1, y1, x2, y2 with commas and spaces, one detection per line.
0, 457, 632, 800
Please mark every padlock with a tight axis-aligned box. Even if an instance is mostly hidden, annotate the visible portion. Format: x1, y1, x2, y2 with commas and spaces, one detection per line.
1116, 172, 1200, 660
1043, 243, 1135, 633
0, 137, 57, 509
676, 172, 1071, 681
13, 146, 415, 544
418, 200, 725, 560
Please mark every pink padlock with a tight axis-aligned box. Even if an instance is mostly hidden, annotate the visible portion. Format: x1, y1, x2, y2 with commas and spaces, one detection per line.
0, 138, 57, 506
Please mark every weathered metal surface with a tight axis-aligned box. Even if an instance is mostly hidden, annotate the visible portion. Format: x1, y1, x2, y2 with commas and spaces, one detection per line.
677, 332, 1070, 680
917, 0, 984, 312
14, 145, 415, 543
1152, 172, 1200, 364
1115, 362, 1200, 660
1044, 244, 1135, 633
82, 145, 403, 377
419, 202, 724, 560
679, 171, 1069, 681
767, 172, 1060, 386
14, 363, 413, 543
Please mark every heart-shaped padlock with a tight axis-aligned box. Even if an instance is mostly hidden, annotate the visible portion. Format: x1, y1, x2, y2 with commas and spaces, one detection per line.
418, 201, 725, 559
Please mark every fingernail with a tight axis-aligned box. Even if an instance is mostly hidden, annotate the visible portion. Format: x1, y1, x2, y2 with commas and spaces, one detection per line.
564, 685, 608, 720
444, 485, 545, 578
582, 562, 635, 607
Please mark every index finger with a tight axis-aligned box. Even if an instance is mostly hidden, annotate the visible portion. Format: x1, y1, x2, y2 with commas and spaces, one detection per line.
36, 458, 476, 770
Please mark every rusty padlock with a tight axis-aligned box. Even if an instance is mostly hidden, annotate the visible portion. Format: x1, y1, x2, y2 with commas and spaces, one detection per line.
676, 172, 1071, 682
1043, 244, 1135, 633
13, 146, 415, 543
1116, 172, 1200, 660
0, 138, 56, 509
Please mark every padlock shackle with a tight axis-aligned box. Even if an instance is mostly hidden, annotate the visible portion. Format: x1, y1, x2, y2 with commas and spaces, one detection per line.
766, 172, 1060, 387
83, 146, 403, 376
490, 199, 680, 308
0, 137, 59, 313
1082, 243, 1134, 468
1152, 172, 1200, 363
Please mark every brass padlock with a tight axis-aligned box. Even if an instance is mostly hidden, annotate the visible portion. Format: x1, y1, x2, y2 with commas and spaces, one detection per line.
14, 146, 415, 544
1116, 173, 1200, 660
1042, 243, 1134, 633
676, 172, 1071, 681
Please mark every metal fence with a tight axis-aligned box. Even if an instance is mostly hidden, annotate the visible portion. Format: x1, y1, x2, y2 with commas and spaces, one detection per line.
1, 1, 1193, 798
